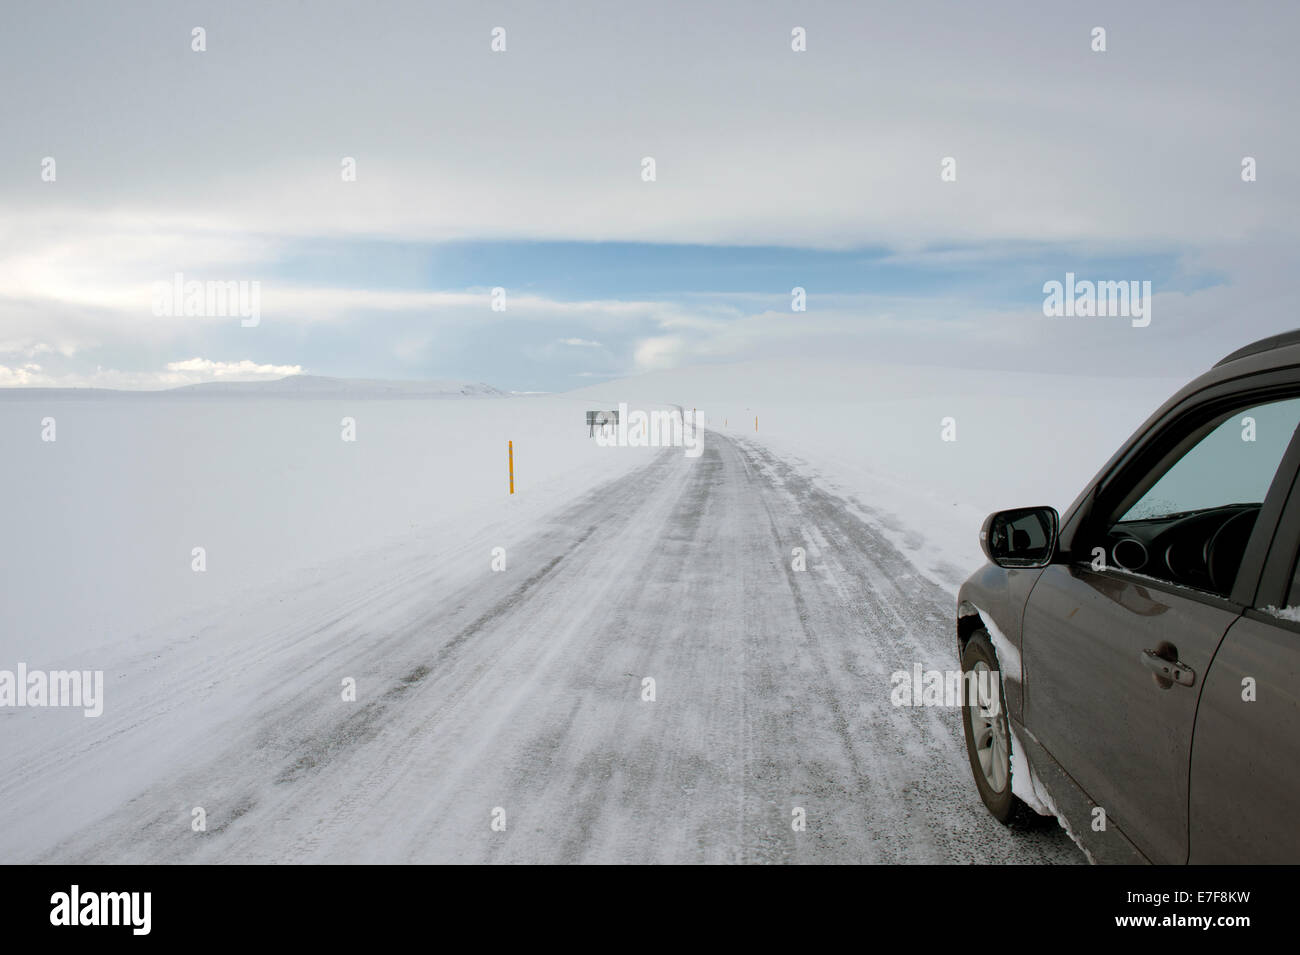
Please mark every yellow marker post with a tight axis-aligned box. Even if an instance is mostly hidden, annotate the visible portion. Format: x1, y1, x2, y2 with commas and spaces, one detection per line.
755, 416, 758, 432
508, 440, 515, 494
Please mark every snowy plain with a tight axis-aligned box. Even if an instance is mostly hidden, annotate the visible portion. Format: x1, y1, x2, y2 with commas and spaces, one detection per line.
1, 387, 665, 860
0, 388, 658, 664
0, 360, 1190, 862
572, 359, 1184, 592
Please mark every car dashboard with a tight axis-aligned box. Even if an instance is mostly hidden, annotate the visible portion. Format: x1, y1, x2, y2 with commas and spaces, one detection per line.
1104, 503, 1261, 596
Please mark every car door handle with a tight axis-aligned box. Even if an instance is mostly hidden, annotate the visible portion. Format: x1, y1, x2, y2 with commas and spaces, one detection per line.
1140, 648, 1196, 688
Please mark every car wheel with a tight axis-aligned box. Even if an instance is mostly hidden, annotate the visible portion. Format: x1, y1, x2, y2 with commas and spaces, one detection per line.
961, 629, 1033, 825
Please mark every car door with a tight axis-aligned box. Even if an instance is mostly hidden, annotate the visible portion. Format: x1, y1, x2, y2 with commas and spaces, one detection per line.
1188, 457, 1300, 863
1022, 391, 1300, 864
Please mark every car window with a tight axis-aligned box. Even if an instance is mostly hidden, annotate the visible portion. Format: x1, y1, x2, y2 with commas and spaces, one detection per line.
1120, 398, 1300, 522
1101, 396, 1300, 595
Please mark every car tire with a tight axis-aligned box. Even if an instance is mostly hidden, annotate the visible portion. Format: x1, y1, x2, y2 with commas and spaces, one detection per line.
960, 629, 1035, 826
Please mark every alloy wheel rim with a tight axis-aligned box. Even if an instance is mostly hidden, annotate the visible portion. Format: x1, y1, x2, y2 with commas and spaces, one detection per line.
968, 660, 1009, 793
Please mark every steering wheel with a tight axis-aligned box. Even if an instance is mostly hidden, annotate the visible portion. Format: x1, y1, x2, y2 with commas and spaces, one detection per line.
1205, 508, 1258, 594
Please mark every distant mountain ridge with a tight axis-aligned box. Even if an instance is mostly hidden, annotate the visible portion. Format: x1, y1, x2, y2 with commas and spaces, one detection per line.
0, 374, 506, 399
173, 375, 505, 397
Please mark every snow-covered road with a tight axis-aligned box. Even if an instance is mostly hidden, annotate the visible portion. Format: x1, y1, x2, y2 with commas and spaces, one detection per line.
8, 432, 1082, 863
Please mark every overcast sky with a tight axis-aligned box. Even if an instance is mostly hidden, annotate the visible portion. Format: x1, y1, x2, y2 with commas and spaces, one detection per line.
1, 0, 1297, 390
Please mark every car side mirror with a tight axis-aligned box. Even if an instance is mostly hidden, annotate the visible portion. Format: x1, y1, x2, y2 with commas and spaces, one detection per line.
980, 506, 1060, 568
